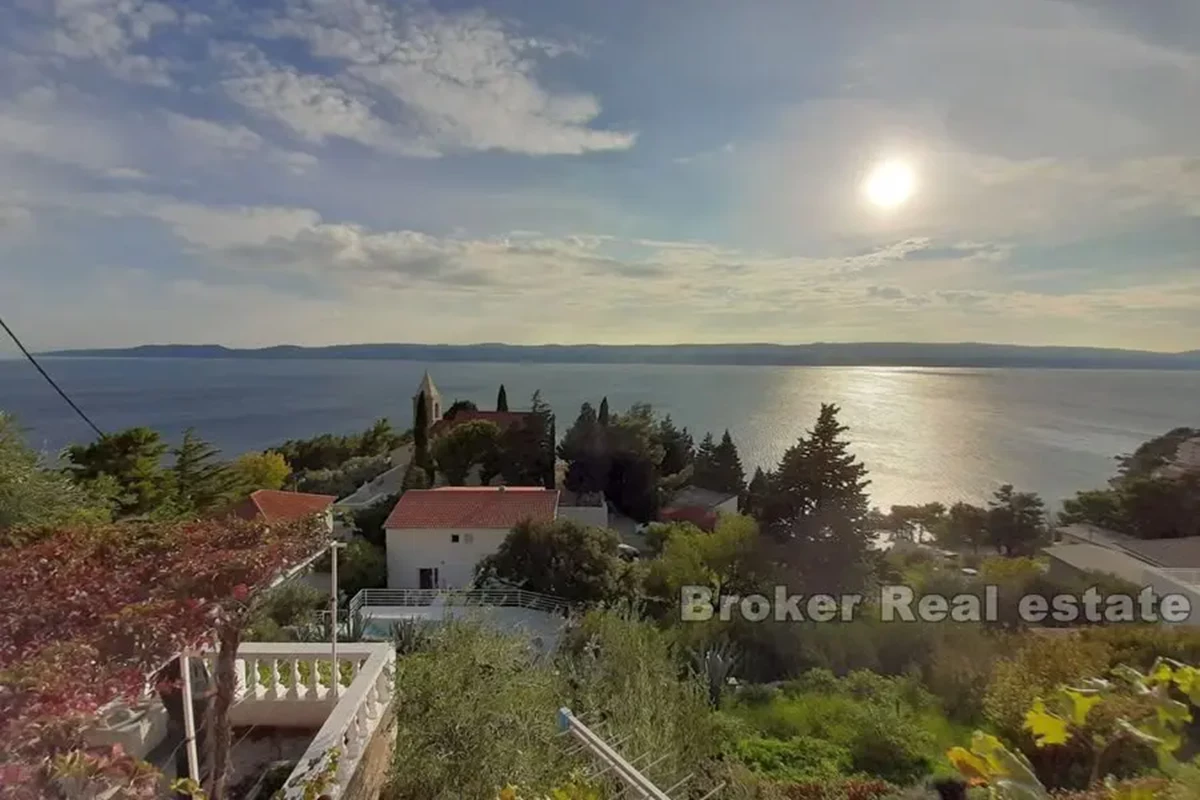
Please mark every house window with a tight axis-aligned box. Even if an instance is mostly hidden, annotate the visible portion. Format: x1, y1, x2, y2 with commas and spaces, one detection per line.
464, 533, 475, 544
451, 534, 460, 543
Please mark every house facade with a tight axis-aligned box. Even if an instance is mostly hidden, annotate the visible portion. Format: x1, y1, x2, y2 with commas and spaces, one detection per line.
383, 486, 560, 589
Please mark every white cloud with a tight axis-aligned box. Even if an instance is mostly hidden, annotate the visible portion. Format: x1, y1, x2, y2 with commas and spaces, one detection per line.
165, 112, 263, 153
0, 205, 34, 239
0, 95, 130, 173
104, 166, 149, 180
163, 110, 319, 174
257, 2, 636, 156
148, 203, 322, 249
49, 0, 179, 85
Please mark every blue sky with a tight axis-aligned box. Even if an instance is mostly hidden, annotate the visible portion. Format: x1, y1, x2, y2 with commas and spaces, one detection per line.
2, 0, 1199, 350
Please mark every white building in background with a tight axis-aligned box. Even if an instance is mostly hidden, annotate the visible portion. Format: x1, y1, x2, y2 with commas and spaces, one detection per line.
383, 486, 560, 589
1161, 436, 1200, 478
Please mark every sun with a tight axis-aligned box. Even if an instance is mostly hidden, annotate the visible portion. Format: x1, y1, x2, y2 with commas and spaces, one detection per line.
864, 159, 916, 209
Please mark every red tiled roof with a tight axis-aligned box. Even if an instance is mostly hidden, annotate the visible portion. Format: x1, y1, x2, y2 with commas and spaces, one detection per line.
233, 490, 336, 523
430, 410, 532, 437
384, 487, 559, 529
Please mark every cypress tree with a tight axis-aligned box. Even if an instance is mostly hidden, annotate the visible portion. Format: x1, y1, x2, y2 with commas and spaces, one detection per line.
496, 384, 509, 412
413, 390, 430, 474
598, 397, 610, 427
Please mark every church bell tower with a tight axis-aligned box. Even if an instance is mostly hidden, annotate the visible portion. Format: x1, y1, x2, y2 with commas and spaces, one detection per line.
413, 371, 442, 428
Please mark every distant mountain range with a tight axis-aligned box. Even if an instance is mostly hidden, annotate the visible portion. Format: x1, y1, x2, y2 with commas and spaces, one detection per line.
40, 342, 1200, 369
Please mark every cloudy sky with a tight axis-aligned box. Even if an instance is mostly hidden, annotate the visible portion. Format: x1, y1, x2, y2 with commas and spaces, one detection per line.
2, 0, 1199, 351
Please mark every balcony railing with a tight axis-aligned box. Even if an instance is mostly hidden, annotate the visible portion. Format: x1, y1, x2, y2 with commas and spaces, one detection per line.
208, 642, 394, 799
350, 587, 573, 617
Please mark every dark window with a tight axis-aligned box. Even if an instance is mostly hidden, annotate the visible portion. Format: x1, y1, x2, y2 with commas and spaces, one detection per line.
451, 534, 460, 543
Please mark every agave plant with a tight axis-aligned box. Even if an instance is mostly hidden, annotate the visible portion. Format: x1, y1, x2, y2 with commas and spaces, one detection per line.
690, 642, 739, 709
287, 609, 375, 643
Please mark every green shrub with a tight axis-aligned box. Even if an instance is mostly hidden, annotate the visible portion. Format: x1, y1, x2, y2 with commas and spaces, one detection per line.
739, 684, 780, 707
1078, 625, 1200, 670
735, 735, 852, 782
561, 608, 727, 779
773, 778, 898, 800
728, 671, 937, 785
388, 622, 575, 799
245, 582, 326, 640
982, 636, 1111, 739
336, 539, 387, 599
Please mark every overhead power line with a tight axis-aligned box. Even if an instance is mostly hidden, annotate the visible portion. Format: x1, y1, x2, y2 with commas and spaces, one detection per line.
0, 312, 106, 438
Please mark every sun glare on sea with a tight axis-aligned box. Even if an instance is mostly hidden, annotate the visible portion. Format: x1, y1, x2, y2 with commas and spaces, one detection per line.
864, 159, 916, 209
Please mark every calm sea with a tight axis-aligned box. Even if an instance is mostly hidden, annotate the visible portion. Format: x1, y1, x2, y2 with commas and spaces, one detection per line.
2, 358, 1196, 510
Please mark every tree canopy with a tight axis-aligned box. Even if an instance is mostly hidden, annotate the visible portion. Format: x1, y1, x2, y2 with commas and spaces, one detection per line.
443, 399, 478, 420
985, 484, 1047, 556
476, 518, 636, 604
227, 450, 290, 494
172, 428, 236, 513
0, 515, 328, 797
1, 413, 113, 531
65, 426, 171, 517
432, 420, 501, 485
496, 384, 509, 412
754, 404, 872, 592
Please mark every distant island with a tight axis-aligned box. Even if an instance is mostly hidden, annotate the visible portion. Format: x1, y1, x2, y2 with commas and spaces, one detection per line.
40, 342, 1200, 369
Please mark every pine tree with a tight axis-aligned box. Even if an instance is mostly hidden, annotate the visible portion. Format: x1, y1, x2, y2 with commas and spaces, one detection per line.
745, 466, 770, 515
598, 397, 610, 427
530, 391, 556, 490
985, 485, 1046, 556
66, 427, 171, 517
173, 428, 234, 513
496, 384, 509, 412
560, 403, 608, 496
712, 430, 746, 495
761, 404, 872, 591
692, 432, 718, 490
656, 416, 694, 477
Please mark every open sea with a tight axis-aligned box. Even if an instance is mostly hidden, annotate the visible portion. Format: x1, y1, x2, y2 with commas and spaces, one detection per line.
2, 357, 1197, 510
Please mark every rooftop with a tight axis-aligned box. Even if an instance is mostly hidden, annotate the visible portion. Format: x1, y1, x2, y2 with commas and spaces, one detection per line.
234, 490, 337, 523
430, 409, 532, 437
663, 485, 739, 511
1044, 543, 1151, 585
1119, 536, 1200, 570
384, 486, 559, 529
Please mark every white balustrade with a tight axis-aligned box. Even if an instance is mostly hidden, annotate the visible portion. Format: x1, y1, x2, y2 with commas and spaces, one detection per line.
224, 642, 395, 800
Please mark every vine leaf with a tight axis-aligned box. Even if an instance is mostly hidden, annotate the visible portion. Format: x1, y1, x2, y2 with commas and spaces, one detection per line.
1024, 699, 1071, 748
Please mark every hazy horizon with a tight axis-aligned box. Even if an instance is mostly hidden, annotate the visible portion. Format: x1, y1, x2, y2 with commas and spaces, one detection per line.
38, 340, 1200, 356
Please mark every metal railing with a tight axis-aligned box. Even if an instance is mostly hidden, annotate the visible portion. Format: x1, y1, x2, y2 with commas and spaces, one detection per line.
350, 587, 573, 617
557, 708, 721, 800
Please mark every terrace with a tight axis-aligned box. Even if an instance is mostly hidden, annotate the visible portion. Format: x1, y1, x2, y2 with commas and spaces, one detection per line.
86, 642, 395, 799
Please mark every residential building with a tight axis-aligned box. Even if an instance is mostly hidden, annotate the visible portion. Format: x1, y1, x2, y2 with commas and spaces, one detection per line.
659, 485, 739, 531
231, 489, 337, 534
1048, 523, 1200, 625
1159, 436, 1200, 478
384, 486, 559, 589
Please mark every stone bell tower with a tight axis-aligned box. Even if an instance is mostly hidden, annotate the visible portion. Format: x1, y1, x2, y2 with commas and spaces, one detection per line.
413, 371, 442, 428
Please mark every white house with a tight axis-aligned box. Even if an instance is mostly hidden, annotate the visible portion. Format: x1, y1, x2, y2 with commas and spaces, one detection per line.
1159, 436, 1200, 479
383, 486, 560, 589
